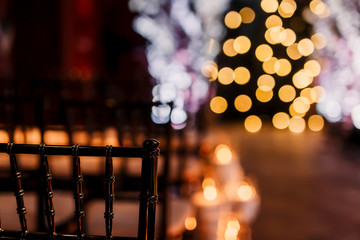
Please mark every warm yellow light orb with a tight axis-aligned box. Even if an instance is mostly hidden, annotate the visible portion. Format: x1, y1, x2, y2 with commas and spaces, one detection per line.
256, 88, 273, 102
202, 177, 216, 188
263, 57, 278, 74
201, 61, 218, 81
210, 96, 228, 114
278, 0, 296, 18
265, 15, 283, 28
233, 36, 251, 54
234, 95, 252, 112
293, 96, 311, 114
237, 183, 255, 201
244, 115, 262, 133
215, 144, 233, 164
203, 185, 217, 201
281, 28, 296, 46
308, 115, 325, 132
300, 88, 315, 104
261, 0, 279, 13
255, 44, 273, 62
265, 28, 278, 45
287, 43, 302, 60
292, 70, 313, 89
227, 218, 240, 231
272, 112, 290, 129
257, 74, 275, 91
310, 0, 329, 18
185, 217, 197, 231
311, 33, 327, 49
218, 67, 234, 85
234, 67, 251, 85
289, 103, 306, 117
275, 58, 292, 76
298, 38, 315, 56
223, 39, 237, 57
279, 85, 296, 102
310, 86, 326, 102
304, 60, 321, 77
240, 7, 256, 24
269, 26, 285, 44
225, 11, 242, 29
289, 117, 306, 133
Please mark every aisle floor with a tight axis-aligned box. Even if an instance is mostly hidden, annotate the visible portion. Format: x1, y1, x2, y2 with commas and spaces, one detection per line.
213, 123, 360, 240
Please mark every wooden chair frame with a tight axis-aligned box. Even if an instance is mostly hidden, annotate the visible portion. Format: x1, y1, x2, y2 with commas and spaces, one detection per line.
0, 139, 159, 240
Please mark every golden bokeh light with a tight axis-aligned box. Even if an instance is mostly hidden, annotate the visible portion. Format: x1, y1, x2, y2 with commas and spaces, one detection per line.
234, 95, 252, 112
300, 88, 315, 104
218, 67, 234, 85
265, 28, 278, 45
215, 144, 233, 164
309, 0, 330, 18
257, 74, 275, 91
256, 88, 273, 102
311, 33, 327, 49
225, 11, 242, 29
240, 7, 256, 24
265, 15, 283, 28
234, 67, 251, 85
289, 103, 306, 117
227, 218, 241, 231
201, 61, 218, 81
278, 0, 297, 18
0, 129, 9, 142
185, 217, 197, 231
210, 96, 228, 114
272, 112, 290, 129
308, 115, 325, 132
244, 115, 262, 133
203, 185, 217, 201
255, 44, 273, 62
278, 85, 296, 102
298, 38, 315, 56
202, 177, 216, 188
293, 96, 311, 114
263, 57, 278, 74
269, 26, 285, 44
223, 39, 237, 57
292, 70, 313, 89
261, 0, 279, 13
304, 59, 321, 77
289, 117, 306, 133
274, 58, 292, 76
287, 43, 302, 60
280, 28, 296, 46
310, 86, 326, 102
233, 36, 251, 54
237, 183, 255, 201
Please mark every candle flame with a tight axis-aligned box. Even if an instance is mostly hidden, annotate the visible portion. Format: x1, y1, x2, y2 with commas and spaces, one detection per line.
215, 144, 232, 164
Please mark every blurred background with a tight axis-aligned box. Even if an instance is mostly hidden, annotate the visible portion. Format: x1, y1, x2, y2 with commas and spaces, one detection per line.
1, 0, 360, 239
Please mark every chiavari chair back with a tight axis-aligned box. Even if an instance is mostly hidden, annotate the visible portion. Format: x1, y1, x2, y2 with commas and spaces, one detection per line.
0, 140, 159, 240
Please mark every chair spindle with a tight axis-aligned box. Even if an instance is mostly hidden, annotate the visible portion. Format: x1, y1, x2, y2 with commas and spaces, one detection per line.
72, 144, 85, 238
7, 142, 28, 236
138, 139, 160, 240
39, 143, 56, 237
104, 145, 114, 239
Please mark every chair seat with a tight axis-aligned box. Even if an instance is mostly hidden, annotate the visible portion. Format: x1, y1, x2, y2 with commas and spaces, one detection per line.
0, 191, 75, 231
85, 197, 194, 237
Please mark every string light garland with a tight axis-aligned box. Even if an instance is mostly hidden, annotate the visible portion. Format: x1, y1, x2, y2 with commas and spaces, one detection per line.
210, 0, 329, 133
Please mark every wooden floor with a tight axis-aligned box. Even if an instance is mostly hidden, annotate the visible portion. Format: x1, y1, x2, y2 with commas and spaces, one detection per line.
212, 123, 360, 240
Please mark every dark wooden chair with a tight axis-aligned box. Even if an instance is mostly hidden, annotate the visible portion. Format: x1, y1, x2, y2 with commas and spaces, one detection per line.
0, 140, 159, 240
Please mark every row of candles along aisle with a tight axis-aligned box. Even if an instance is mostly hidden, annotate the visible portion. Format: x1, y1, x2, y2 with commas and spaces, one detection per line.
188, 143, 260, 240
